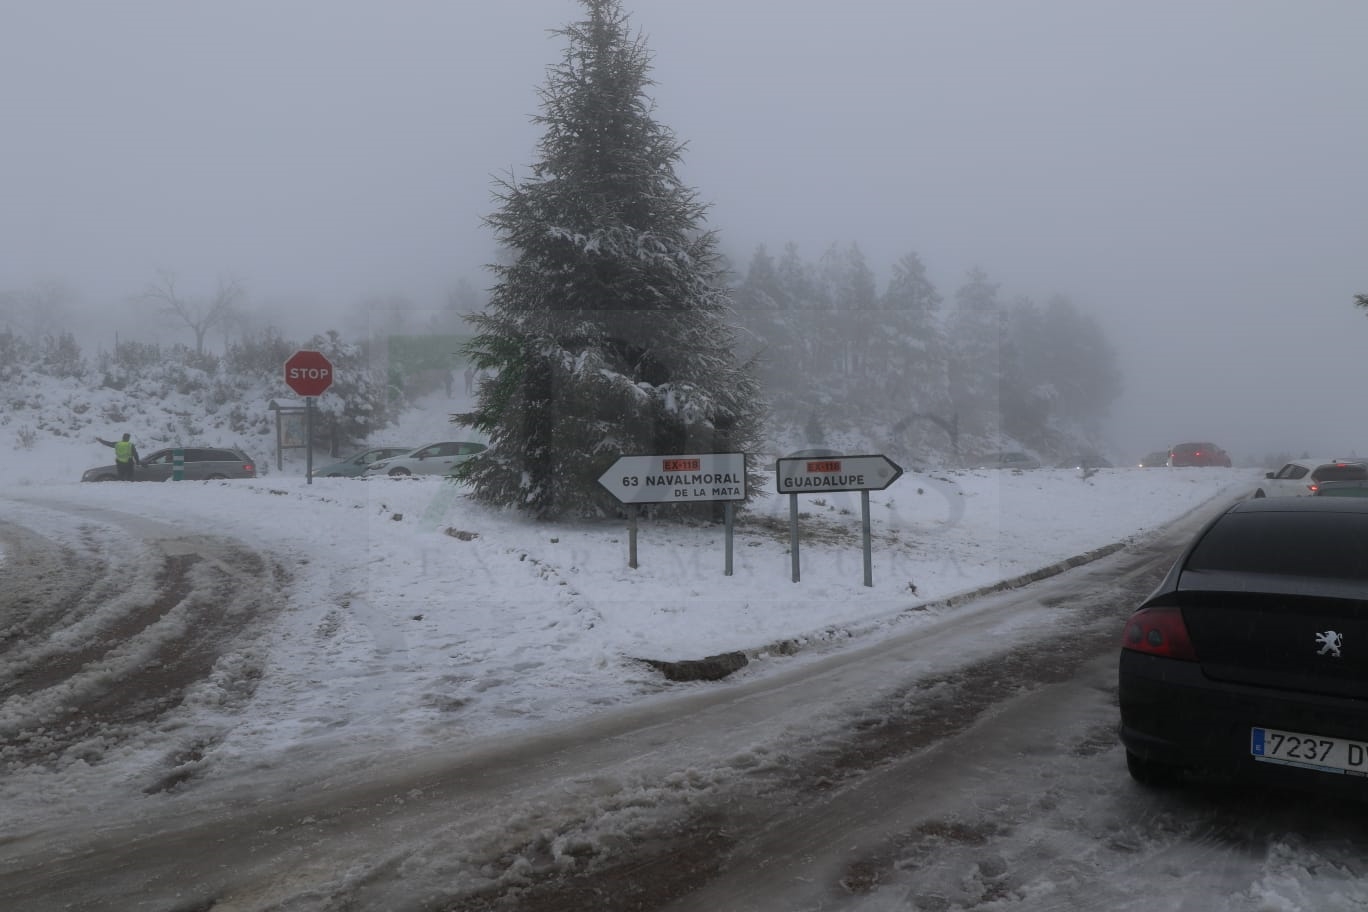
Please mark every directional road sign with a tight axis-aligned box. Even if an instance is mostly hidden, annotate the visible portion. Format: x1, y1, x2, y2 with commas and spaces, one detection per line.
599, 453, 747, 505
775, 453, 903, 494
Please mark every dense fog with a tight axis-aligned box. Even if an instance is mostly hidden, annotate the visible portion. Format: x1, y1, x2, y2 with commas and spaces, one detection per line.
3, 0, 1365, 463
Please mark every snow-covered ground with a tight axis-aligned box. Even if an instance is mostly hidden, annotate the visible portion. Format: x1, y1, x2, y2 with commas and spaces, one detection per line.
25, 396, 1368, 909
1, 397, 1258, 798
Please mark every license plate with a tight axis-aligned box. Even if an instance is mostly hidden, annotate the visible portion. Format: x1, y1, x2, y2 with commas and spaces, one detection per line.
1251, 726, 1368, 776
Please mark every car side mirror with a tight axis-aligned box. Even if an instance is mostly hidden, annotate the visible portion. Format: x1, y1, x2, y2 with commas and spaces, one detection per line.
1265, 472, 1274, 478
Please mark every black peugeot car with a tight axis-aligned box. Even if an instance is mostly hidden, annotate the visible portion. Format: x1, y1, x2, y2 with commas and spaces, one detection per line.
1119, 496, 1368, 794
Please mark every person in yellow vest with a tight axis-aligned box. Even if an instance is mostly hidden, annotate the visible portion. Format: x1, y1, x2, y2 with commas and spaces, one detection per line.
96, 432, 141, 481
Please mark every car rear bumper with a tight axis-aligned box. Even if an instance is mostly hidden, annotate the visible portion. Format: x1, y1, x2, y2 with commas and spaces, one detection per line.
1118, 650, 1368, 793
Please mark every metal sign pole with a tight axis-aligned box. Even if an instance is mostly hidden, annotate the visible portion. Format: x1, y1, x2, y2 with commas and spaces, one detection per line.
861, 489, 873, 587
628, 504, 638, 569
789, 492, 801, 583
305, 397, 314, 485
724, 502, 734, 576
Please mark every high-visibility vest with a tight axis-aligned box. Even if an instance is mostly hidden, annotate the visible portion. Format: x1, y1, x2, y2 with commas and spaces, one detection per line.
114, 440, 133, 463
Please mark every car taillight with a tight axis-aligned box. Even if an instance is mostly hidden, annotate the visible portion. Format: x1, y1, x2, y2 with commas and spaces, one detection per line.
243, 463, 255, 473
1122, 606, 1197, 660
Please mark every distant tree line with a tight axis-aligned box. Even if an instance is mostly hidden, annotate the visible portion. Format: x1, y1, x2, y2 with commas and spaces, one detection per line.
730, 242, 1123, 462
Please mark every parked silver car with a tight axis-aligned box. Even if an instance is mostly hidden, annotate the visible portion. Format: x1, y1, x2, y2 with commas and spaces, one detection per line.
309, 445, 414, 478
364, 441, 488, 478
81, 446, 257, 482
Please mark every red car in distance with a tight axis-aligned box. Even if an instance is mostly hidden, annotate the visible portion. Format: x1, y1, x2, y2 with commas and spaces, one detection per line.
1167, 442, 1232, 467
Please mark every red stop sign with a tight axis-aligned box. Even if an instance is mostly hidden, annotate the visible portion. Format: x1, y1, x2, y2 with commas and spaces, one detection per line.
284, 350, 334, 397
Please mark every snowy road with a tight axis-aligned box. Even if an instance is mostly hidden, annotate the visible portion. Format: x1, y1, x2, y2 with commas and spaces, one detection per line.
0, 500, 287, 783
5, 493, 1367, 910
432, 509, 1368, 912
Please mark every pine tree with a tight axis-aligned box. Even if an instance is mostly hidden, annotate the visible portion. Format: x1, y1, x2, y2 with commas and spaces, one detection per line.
1000, 297, 1051, 443
999, 293, 1122, 449
733, 245, 799, 407
1037, 294, 1122, 430
773, 243, 827, 400
456, 0, 765, 519
816, 243, 877, 380
946, 267, 1005, 441
880, 251, 953, 452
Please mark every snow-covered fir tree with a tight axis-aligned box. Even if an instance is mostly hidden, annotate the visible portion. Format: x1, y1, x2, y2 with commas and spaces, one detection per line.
946, 267, 1005, 441
732, 245, 800, 408
1003, 294, 1121, 442
816, 243, 877, 381
456, 0, 766, 519
880, 251, 954, 455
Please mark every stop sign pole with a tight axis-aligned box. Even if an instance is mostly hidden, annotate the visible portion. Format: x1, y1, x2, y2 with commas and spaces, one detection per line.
283, 350, 334, 484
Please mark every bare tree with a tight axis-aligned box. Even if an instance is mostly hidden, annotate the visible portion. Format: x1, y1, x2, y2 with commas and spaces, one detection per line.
138, 269, 243, 355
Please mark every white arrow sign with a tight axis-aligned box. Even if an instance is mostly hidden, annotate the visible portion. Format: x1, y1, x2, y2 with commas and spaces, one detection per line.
775, 453, 903, 494
599, 453, 748, 505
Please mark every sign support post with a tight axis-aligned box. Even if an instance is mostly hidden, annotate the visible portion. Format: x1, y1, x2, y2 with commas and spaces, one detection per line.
861, 489, 873, 587
305, 397, 315, 483
628, 505, 639, 570
724, 502, 735, 576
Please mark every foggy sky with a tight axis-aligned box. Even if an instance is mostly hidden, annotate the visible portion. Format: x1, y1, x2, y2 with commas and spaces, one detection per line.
4, 0, 1366, 462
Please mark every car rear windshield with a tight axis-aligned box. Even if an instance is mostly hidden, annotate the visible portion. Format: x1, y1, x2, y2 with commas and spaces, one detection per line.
1312, 463, 1368, 482
1185, 511, 1368, 580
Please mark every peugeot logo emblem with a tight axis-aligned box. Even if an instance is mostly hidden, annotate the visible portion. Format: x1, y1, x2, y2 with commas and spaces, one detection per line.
1315, 630, 1343, 658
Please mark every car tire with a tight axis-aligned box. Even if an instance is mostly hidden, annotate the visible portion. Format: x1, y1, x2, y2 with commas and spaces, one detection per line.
206, 473, 227, 480
1125, 750, 1181, 787
327, 472, 343, 478
1253, 489, 1266, 498
388, 467, 412, 477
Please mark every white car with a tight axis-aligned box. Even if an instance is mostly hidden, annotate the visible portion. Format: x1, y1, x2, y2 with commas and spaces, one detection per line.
1252, 458, 1368, 498
364, 440, 488, 478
